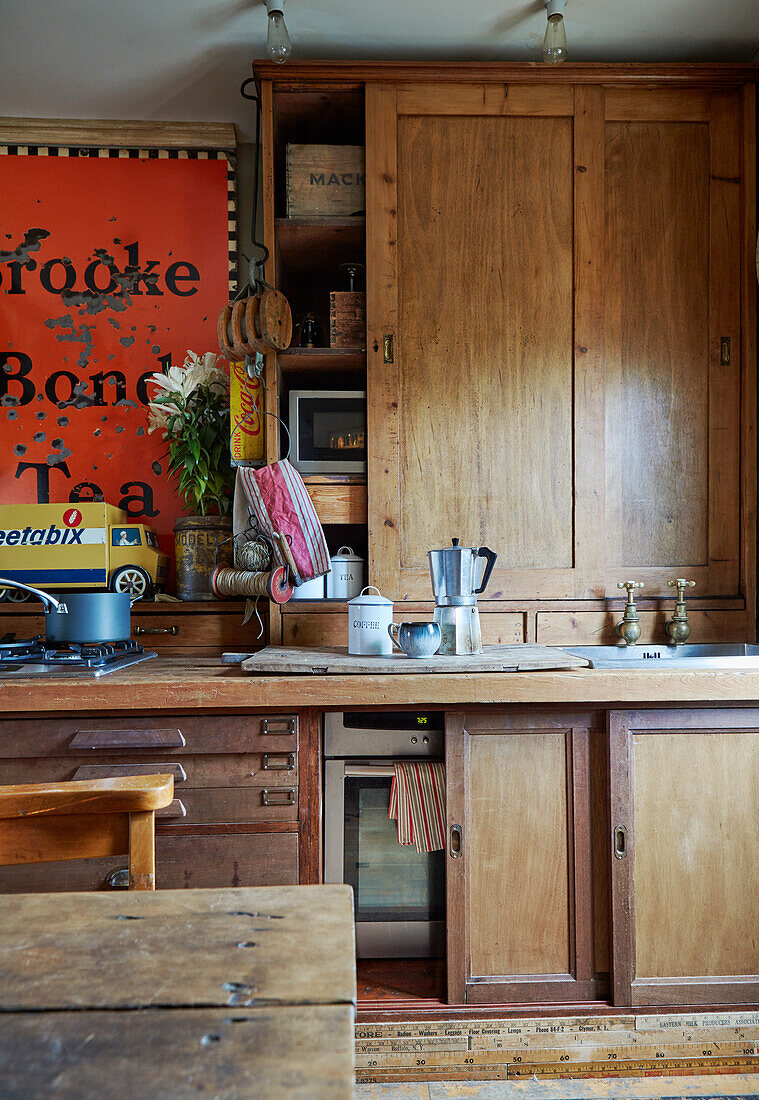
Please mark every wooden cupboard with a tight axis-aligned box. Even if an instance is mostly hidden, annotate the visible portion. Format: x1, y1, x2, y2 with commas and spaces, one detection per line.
366, 77, 755, 614
610, 708, 759, 1007
253, 63, 756, 646
250, 62, 752, 642
445, 709, 608, 1004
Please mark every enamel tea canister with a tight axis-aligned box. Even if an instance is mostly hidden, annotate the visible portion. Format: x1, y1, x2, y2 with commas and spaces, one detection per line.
326, 545, 365, 600
348, 586, 393, 656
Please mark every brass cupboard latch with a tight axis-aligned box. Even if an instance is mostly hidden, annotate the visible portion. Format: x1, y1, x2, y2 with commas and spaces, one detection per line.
382, 334, 394, 364
720, 337, 731, 366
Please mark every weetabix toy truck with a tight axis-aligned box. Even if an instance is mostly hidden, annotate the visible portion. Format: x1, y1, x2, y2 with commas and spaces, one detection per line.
0, 503, 169, 601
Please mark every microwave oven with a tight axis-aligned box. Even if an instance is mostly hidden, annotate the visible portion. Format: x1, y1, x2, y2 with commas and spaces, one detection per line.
323, 711, 445, 958
288, 389, 366, 474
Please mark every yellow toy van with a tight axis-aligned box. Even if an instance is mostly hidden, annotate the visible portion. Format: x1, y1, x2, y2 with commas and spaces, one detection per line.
0, 503, 169, 600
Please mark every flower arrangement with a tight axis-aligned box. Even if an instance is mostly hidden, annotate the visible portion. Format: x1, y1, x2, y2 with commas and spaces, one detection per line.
147, 351, 235, 516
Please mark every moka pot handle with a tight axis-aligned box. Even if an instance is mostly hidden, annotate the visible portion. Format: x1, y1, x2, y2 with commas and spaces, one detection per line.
474, 547, 497, 595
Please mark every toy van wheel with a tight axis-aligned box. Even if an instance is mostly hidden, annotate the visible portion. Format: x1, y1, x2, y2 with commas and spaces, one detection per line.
3, 588, 30, 603
110, 566, 151, 599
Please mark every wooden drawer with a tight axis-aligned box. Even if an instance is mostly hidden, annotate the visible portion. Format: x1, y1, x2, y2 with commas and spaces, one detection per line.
0, 832, 299, 892
155, 787, 298, 825
536, 609, 750, 646
0, 752, 298, 787
131, 614, 268, 650
0, 714, 298, 758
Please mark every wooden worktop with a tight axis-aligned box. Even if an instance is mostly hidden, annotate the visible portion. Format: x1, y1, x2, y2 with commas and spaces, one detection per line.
1, 657, 759, 712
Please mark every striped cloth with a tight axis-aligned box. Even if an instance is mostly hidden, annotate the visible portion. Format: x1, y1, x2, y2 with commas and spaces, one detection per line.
237, 461, 330, 585
388, 762, 446, 853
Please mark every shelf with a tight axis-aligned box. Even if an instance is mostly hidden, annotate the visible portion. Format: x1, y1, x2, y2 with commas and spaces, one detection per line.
276, 216, 365, 231
302, 476, 367, 525
278, 347, 365, 373
275, 217, 365, 279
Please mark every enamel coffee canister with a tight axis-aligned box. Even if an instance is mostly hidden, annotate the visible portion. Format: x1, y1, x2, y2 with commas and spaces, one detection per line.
326, 545, 365, 600
348, 586, 394, 656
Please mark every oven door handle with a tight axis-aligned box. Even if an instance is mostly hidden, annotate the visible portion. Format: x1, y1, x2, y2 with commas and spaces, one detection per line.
343, 764, 397, 778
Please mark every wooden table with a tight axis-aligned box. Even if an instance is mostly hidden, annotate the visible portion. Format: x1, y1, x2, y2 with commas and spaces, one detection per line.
0, 885, 356, 1099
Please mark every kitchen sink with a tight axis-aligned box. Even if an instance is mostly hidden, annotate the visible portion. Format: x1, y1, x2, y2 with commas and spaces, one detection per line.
559, 643, 759, 670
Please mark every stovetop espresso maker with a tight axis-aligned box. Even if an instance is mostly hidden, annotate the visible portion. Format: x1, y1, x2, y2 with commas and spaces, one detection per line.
428, 539, 498, 655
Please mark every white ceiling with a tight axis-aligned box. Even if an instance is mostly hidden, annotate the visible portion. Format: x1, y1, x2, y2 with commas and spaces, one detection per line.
2, 0, 758, 141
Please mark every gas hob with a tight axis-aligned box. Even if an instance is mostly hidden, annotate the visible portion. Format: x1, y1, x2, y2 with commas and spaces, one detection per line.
0, 637, 157, 678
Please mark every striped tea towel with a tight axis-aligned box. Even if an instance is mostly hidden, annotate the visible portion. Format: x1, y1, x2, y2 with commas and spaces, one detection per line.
237, 461, 330, 585
388, 761, 446, 853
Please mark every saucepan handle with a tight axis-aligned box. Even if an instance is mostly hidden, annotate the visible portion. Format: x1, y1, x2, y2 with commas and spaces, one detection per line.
0, 577, 66, 614
474, 547, 497, 595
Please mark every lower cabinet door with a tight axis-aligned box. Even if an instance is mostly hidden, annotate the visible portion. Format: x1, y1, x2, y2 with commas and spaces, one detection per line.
610, 710, 759, 1006
446, 711, 605, 1005
0, 832, 299, 893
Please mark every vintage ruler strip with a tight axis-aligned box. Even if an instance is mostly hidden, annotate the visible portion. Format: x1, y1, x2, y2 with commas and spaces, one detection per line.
357, 1057, 759, 1084
355, 1014, 759, 1083
357, 1028, 759, 1056
357, 1041, 759, 1068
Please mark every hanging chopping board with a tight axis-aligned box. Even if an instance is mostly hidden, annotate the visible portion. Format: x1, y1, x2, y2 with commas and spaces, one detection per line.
240, 644, 590, 675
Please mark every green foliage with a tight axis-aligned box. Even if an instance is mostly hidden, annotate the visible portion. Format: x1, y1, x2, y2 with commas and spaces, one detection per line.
152, 384, 234, 516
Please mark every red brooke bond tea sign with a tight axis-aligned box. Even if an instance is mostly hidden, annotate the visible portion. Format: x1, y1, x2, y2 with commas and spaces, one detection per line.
0, 147, 233, 584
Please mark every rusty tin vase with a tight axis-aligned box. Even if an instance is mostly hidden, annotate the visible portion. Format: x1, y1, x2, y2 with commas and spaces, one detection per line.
174, 515, 233, 601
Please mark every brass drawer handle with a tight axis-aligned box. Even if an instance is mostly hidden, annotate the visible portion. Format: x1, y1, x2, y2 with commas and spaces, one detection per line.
262, 717, 296, 736
262, 753, 295, 771
262, 788, 295, 806
105, 867, 130, 889
134, 625, 178, 636
613, 825, 628, 860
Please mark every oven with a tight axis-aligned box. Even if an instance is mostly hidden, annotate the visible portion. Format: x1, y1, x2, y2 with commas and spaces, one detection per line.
323, 711, 445, 958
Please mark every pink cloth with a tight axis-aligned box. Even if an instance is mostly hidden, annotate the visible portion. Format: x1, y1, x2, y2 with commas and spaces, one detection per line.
238, 460, 330, 585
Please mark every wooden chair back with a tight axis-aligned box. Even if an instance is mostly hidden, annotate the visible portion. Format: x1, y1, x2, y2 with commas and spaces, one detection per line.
0, 775, 174, 890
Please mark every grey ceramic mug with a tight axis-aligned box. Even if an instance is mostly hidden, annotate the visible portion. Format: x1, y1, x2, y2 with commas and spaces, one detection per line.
388, 621, 441, 658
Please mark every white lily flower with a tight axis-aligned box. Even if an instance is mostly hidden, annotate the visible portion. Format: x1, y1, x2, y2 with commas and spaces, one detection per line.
146, 350, 229, 440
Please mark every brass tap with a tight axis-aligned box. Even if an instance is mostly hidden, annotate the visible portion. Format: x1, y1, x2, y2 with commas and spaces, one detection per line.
615, 581, 643, 646
664, 578, 695, 645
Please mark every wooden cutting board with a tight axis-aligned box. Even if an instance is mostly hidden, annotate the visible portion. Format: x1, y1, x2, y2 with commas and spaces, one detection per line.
240, 644, 589, 675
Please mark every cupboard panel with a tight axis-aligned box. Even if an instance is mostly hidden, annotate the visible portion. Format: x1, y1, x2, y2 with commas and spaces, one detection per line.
610, 711, 759, 1006
446, 712, 603, 1004
605, 121, 710, 569
633, 731, 759, 979
469, 732, 570, 976
396, 114, 573, 575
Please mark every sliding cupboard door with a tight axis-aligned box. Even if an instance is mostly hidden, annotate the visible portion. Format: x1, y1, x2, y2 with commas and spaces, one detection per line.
366, 83, 597, 603
602, 88, 744, 597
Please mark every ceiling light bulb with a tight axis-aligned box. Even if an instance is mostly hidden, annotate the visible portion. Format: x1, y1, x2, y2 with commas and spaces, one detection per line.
265, 0, 292, 63
543, 0, 567, 64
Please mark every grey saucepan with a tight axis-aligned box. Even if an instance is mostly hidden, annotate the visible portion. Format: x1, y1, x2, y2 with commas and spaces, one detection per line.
0, 578, 136, 644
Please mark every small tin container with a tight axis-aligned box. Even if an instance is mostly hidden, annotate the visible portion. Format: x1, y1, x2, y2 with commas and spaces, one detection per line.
326, 545, 365, 600
348, 586, 394, 656
290, 574, 326, 600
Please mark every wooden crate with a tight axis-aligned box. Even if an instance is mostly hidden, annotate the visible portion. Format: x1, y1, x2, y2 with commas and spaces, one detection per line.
329, 290, 366, 348
286, 144, 365, 216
